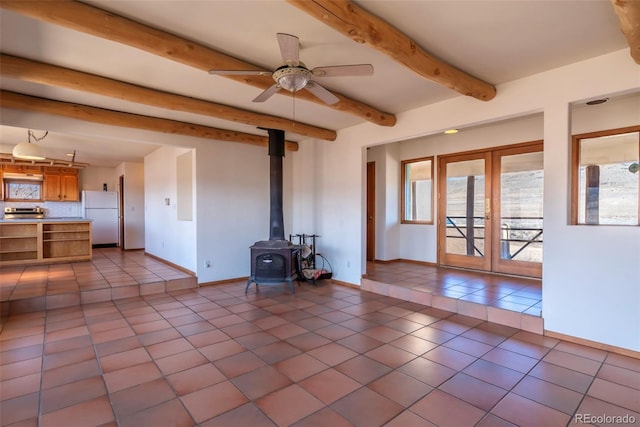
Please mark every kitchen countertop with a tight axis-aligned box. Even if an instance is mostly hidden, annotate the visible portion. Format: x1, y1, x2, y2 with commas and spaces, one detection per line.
0, 217, 91, 223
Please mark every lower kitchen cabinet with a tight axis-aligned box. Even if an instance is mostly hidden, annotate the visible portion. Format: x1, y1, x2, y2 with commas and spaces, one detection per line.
0, 223, 39, 262
43, 222, 91, 259
0, 221, 91, 266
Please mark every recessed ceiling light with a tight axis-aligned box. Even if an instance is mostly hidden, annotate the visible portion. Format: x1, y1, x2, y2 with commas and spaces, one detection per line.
586, 98, 609, 105
444, 129, 459, 134
65, 153, 74, 157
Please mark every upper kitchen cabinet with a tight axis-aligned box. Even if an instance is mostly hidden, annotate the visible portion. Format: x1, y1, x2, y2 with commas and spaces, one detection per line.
43, 168, 79, 202
2, 165, 44, 174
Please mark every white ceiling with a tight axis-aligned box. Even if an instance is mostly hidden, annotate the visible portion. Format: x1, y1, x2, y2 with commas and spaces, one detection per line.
0, 0, 630, 167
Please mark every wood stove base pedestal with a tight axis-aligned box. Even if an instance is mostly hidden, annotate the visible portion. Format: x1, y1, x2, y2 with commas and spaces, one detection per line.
245, 275, 297, 294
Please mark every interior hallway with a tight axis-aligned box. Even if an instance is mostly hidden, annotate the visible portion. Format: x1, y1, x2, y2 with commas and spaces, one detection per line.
1, 250, 638, 426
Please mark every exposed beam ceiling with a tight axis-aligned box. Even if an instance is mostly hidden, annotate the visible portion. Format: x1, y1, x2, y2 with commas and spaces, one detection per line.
0, 54, 336, 141
0, 0, 396, 127
0, 0, 628, 168
0, 91, 300, 151
287, 0, 497, 101
610, 0, 640, 64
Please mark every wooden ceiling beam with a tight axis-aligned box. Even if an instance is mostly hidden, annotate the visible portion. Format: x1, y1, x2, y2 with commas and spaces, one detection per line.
610, 0, 640, 64
0, 54, 336, 141
0, 0, 396, 127
287, 0, 497, 102
0, 91, 299, 151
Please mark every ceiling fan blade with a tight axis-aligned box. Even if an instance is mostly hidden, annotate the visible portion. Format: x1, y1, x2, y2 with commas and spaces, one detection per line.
209, 69, 271, 76
305, 82, 340, 105
277, 33, 300, 66
252, 84, 281, 102
312, 64, 374, 77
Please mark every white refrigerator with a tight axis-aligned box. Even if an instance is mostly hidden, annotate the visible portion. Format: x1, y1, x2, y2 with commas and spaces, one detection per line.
82, 191, 119, 246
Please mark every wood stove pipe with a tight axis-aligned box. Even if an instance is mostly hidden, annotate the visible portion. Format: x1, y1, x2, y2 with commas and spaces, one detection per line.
267, 128, 285, 241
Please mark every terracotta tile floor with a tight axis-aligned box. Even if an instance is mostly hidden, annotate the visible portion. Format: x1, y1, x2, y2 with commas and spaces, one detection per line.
1, 248, 196, 316
365, 261, 543, 316
2, 264, 639, 426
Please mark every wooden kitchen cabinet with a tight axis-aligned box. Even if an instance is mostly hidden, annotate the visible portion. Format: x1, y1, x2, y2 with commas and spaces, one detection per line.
2, 165, 43, 174
0, 223, 39, 262
0, 221, 91, 266
43, 168, 79, 201
42, 222, 91, 259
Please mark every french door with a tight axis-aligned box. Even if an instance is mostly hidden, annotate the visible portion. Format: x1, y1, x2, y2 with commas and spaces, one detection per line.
438, 142, 543, 277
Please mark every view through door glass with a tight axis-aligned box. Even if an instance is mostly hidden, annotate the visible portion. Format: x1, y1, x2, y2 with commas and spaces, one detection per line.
440, 153, 491, 272
439, 143, 543, 277
493, 145, 543, 277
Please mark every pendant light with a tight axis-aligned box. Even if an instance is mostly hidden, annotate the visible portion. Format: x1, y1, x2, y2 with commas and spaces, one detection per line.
12, 130, 47, 160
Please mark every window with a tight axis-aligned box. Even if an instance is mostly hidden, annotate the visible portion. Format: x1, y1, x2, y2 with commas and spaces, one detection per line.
571, 126, 640, 225
4, 180, 43, 201
401, 157, 434, 223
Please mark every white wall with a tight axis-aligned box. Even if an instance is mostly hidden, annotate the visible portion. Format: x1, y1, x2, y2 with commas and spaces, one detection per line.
116, 162, 145, 250
194, 139, 294, 283
366, 144, 402, 261
145, 146, 197, 272
300, 132, 365, 285
81, 166, 118, 192
543, 96, 640, 352
293, 49, 640, 351
290, 140, 319, 236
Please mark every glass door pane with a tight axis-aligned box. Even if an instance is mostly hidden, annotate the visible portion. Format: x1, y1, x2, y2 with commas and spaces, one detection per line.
493, 145, 543, 277
439, 154, 491, 271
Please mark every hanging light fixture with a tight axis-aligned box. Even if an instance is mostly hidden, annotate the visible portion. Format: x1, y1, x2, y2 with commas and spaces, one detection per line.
273, 65, 311, 92
12, 129, 47, 160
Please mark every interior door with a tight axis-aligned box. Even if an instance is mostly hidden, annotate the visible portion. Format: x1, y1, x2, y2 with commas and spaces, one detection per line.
366, 162, 376, 261
438, 152, 492, 271
119, 174, 125, 250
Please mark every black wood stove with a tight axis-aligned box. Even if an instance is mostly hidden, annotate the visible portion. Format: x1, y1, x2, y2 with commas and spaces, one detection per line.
246, 129, 298, 293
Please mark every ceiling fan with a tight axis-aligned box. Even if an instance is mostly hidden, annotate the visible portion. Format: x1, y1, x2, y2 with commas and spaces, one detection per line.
209, 33, 373, 105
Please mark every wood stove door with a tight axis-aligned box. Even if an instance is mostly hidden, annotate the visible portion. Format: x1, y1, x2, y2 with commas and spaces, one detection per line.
255, 253, 286, 280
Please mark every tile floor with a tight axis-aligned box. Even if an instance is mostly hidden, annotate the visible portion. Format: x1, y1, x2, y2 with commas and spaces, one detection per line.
364, 261, 542, 316
363, 261, 545, 334
1, 249, 196, 317
2, 272, 639, 426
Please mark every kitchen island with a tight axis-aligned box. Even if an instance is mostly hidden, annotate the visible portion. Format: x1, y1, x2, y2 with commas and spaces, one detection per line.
0, 218, 92, 266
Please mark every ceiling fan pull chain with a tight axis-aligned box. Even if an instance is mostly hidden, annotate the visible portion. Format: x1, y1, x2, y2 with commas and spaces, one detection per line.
292, 90, 296, 123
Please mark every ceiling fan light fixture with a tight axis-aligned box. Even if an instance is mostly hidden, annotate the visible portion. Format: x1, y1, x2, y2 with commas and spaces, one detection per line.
273, 66, 311, 92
